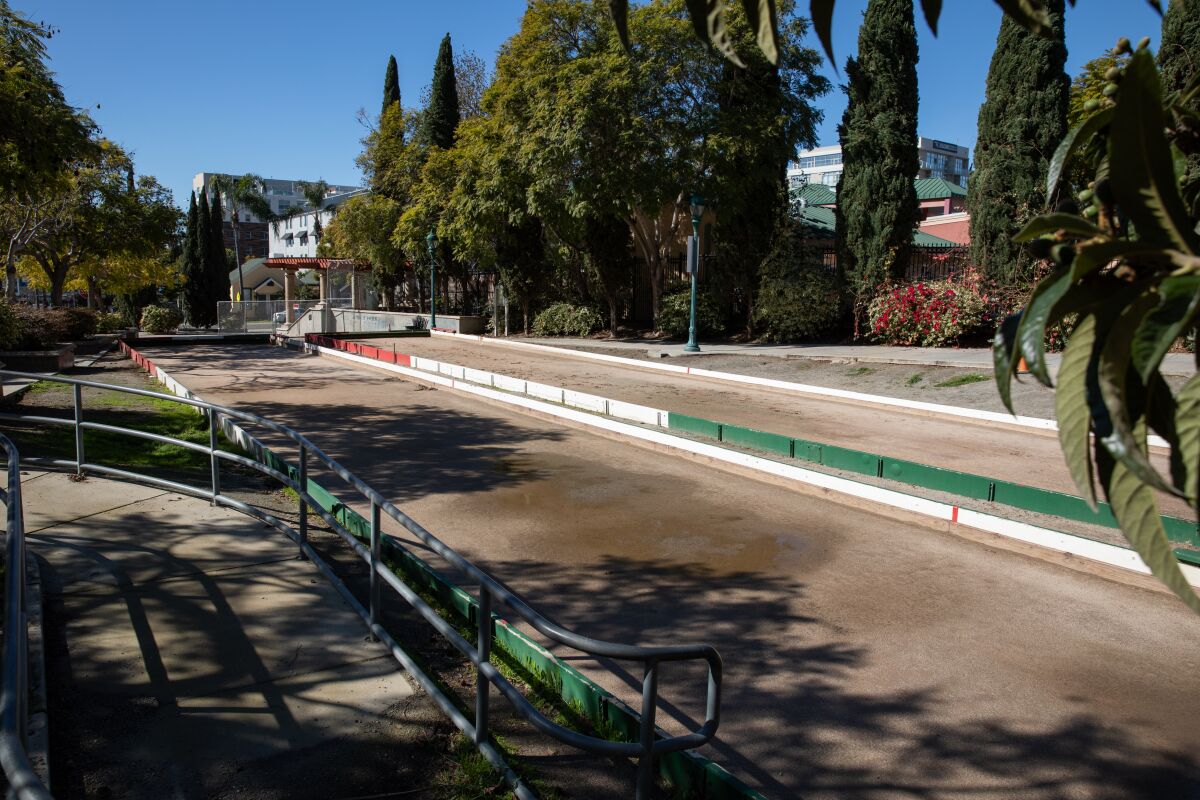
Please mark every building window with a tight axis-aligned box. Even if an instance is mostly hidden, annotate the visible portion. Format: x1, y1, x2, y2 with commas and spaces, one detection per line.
821, 171, 841, 186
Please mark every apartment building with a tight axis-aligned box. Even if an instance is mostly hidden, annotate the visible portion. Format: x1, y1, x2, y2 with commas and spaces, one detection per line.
787, 135, 970, 190
191, 173, 363, 260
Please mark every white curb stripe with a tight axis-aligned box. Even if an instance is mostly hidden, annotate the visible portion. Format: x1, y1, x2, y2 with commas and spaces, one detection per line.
427, 330, 1172, 448
309, 341, 1199, 589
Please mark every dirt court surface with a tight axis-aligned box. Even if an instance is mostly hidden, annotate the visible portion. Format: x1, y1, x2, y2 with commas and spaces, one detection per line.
140, 344, 1200, 800
347, 335, 1194, 521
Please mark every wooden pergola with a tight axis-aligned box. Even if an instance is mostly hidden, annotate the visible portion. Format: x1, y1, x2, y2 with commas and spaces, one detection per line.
263, 257, 372, 323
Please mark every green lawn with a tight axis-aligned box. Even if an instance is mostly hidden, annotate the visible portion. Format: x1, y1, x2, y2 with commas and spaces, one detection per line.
2, 378, 237, 476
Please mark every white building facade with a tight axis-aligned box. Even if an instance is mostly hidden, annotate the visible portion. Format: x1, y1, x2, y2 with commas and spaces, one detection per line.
787, 136, 970, 190
267, 189, 366, 258
191, 173, 362, 223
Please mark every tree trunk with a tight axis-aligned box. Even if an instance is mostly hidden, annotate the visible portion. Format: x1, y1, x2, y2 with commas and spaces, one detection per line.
607, 295, 618, 336
521, 299, 530, 335
4, 251, 17, 301
50, 272, 67, 308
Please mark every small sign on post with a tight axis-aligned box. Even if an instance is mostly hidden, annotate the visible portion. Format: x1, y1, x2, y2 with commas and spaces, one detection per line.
686, 235, 698, 275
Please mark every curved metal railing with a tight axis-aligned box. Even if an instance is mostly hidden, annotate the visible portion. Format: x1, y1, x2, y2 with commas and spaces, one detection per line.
0, 370, 722, 799
0, 434, 51, 799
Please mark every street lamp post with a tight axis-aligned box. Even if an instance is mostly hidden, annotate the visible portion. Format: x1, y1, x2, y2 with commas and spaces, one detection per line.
426, 230, 438, 329
684, 194, 705, 353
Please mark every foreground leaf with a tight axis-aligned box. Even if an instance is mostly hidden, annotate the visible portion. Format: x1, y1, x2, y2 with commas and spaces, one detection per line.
1108, 50, 1199, 252
685, 0, 746, 67
1056, 312, 1099, 507
1046, 109, 1113, 200
1174, 375, 1200, 505
608, 0, 630, 51
1130, 274, 1200, 383
918, 0, 942, 35
1015, 266, 1072, 387
810, 0, 835, 66
1098, 437, 1200, 614
1096, 294, 1180, 496
993, 312, 1023, 414
1013, 213, 1104, 241
741, 0, 779, 65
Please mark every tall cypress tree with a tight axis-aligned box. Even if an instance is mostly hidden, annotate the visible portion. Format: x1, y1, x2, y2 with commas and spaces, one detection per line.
191, 191, 218, 328
382, 54, 401, 115
180, 192, 207, 326
1160, 0, 1199, 215
835, 0, 920, 318
424, 33, 460, 150
1159, 0, 1199, 94
968, 0, 1068, 286
207, 191, 230, 311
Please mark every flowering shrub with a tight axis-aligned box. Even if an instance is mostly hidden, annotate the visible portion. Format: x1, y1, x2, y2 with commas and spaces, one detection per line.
867, 278, 985, 347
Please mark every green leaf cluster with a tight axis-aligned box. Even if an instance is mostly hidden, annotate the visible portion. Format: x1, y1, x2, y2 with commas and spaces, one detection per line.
996, 48, 1200, 612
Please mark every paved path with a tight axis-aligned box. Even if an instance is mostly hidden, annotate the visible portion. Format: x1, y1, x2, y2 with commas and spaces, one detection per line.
141, 344, 1200, 800
519, 337, 1197, 376
23, 471, 437, 800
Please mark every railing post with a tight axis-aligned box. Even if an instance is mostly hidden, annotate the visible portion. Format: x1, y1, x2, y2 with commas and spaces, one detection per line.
475, 587, 492, 746
72, 381, 84, 474
636, 660, 659, 800
208, 409, 221, 505
297, 445, 308, 560
369, 499, 381, 640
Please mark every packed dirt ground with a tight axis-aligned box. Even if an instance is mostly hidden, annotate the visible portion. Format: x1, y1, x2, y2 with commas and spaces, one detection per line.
134, 342, 1200, 800
345, 334, 1194, 522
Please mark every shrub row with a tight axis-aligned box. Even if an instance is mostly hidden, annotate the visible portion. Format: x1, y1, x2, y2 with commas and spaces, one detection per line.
0, 304, 100, 351
531, 303, 603, 337
140, 306, 182, 334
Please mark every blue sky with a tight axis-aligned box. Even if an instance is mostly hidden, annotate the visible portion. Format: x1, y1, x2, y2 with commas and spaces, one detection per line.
24, 0, 1164, 209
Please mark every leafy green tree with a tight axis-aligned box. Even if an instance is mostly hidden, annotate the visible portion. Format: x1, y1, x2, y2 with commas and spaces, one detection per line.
320, 193, 406, 307
424, 33, 461, 149
968, 0, 1069, 286
382, 54, 401, 115
207, 173, 272, 300
836, 0, 920, 323
709, 8, 828, 333
1069, 52, 1130, 125
0, 0, 93, 196
18, 141, 174, 305
483, 0, 824, 324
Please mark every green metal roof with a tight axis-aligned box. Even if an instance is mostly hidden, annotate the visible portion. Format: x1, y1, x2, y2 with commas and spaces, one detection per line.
796, 205, 837, 232
914, 177, 967, 200
912, 229, 958, 247
796, 204, 958, 247
792, 183, 837, 206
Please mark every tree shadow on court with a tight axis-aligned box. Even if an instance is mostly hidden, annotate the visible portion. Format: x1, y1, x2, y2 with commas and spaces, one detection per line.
455, 553, 1200, 800
229, 397, 566, 504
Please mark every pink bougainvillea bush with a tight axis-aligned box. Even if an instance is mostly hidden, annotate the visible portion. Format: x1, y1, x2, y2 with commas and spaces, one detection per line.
867, 275, 985, 347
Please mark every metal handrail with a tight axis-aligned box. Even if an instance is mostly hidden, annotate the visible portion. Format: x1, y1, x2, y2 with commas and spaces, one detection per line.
0, 370, 722, 799
0, 434, 51, 799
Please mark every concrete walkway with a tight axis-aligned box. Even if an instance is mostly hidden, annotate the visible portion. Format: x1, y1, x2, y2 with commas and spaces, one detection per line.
521, 337, 1197, 376
22, 471, 433, 800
